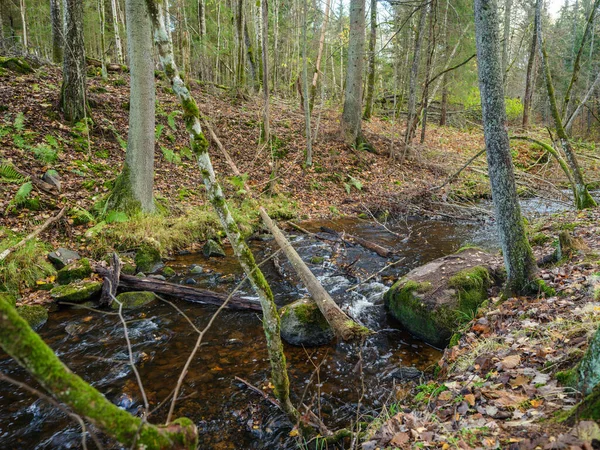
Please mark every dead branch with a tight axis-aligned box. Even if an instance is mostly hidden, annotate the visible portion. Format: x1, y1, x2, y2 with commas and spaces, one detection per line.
99, 252, 121, 306
430, 148, 486, 191
320, 226, 394, 258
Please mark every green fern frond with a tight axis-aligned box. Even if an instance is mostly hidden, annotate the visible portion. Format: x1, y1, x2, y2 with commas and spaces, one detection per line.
14, 182, 33, 204
0, 164, 28, 184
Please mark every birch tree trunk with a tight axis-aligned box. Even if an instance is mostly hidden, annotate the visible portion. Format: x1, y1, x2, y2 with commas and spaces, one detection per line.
302, 0, 312, 165
341, 0, 365, 146
144, 0, 300, 424
60, 0, 88, 123
50, 0, 63, 63
0, 297, 198, 449
19, 0, 27, 50
110, 0, 156, 213
110, 0, 124, 64
261, 0, 270, 142
404, 1, 427, 145
474, 0, 538, 295
363, 0, 377, 120
536, 0, 597, 210
310, 0, 331, 111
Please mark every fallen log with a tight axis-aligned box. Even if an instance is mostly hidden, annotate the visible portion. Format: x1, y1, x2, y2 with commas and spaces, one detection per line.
93, 266, 261, 311
320, 226, 394, 258
86, 57, 126, 72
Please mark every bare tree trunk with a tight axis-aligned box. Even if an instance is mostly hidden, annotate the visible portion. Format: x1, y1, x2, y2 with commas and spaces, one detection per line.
145, 0, 301, 424
363, 0, 377, 119
110, 0, 124, 63
341, 0, 365, 145
98, 0, 108, 79
302, 0, 312, 165
420, 1, 436, 143
501, 0, 512, 83
197, 0, 206, 79
50, 0, 63, 63
310, 0, 331, 111
244, 19, 258, 90
19, 0, 27, 50
60, 0, 87, 123
0, 298, 198, 449
261, 0, 270, 142
522, 1, 538, 128
536, 0, 597, 210
235, 0, 245, 88
272, 0, 279, 90
474, 0, 538, 295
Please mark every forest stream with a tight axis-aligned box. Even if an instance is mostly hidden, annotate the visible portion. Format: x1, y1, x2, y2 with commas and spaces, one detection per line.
0, 196, 578, 449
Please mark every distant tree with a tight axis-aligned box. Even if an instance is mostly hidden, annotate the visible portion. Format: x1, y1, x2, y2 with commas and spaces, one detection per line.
363, 0, 377, 120
474, 0, 537, 294
50, 0, 63, 63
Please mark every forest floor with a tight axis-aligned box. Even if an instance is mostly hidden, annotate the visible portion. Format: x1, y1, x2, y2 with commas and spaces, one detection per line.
2, 64, 600, 448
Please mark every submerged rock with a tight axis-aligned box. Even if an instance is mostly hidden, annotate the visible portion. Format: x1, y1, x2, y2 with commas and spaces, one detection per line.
51, 281, 102, 303
280, 298, 334, 346
389, 366, 423, 382
203, 239, 226, 258
57, 258, 92, 285
17, 305, 48, 329
48, 248, 80, 270
112, 291, 156, 310
384, 248, 500, 348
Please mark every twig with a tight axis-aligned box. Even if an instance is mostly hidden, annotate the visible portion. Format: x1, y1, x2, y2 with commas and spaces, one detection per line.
99, 252, 120, 306
346, 258, 405, 292
360, 204, 403, 239
430, 148, 486, 191
234, 376, 282, 409
0, 207, 66, 261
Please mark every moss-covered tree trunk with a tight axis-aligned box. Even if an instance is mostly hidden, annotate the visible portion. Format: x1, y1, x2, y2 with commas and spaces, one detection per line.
60, 0, 87, 123
474, 0, 538, 295
110, 0, 156, 213
536, 0, 596, 210
0, 297, 198, 449
363, 0, 377, 120
145, 0, 300, 425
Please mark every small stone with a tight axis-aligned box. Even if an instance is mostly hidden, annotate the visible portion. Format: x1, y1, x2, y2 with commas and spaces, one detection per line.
135, 246, 162, 273
51, 281, 102, 303
149, 274, 166, 281
184, 278, 197, 285
190, 265, 204, 274
17, 305, 48, 329
390, 366, 423, 381
203, 239, 226, 258
48, 248, 80, 270
136, 273, 146, 278
42, 169, 61, 192
162, 266, 176, 277
112, 291, 156, 310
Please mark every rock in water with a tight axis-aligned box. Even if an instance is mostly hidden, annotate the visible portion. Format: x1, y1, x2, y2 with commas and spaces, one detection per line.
203, 239, 226, 258
17, 305, 48, 329
111, 291, 156, 310
51, 281, 102, 303
48, 248, 81, 270
384, 248, 500, 348
280, 298, 334, 346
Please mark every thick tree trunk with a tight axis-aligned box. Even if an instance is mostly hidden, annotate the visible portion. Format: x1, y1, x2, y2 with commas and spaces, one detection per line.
363, 0, 377, 120
302, 0, 312, 165
0, 297, 198, 449
60, 0, 88, 123
536, 0, 597, 210
261, 0, 270, 142
404, 1, 427, 145
310, 0, 331, 111
474, 0, 537, 295
522, 1, 538, 129
112, 0, 156, 213
341, 0, 365, 145
110, 0, 124, 63
50, 0, 63, 63
145, 0, 300, 425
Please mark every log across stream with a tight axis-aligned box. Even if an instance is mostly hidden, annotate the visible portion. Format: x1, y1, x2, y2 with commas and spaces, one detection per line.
0, 209, 565, 449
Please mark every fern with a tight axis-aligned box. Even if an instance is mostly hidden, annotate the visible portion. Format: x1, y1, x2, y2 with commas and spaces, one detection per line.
13, 112, 25, 132
167, 110, 180, 130
14, 182, 33, 204
0, 164, 28, 184
105, 210, 128, 224
31, 144, 58, 164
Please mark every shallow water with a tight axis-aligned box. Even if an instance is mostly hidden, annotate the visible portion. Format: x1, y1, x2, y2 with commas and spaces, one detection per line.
0, 197, 572, 449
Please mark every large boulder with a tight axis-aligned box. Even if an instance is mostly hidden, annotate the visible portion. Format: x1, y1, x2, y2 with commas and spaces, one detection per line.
48, 248, 81, 270
111, 291, 156, 310
50, 281, 102, 303
17, 305, 48, 329
57, 258, 92, 285
384, 248, 500, 348
280, 298, 334, 346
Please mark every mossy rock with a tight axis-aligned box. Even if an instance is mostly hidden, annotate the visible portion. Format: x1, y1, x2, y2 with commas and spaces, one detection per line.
162, 266, 176, 277
48, 247, 81, 270
17, 305, 48, 329
112, 291, 156, 310
384, 248, 500, 348
203, 239, 226, 258
0, 293, 17, 307
279, 298, 334, 346
51, 281, 102, 303
57, 258, 92, 285
135, 245, 162, 273
0, 57, 34, 74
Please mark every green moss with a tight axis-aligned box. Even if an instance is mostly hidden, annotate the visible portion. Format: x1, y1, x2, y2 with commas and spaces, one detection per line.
17, 305, 48, 329
112, 291, 156, 310
310, 256, 324, 264
448, 333, 461, 348
0, 293, 16, 307
456, 244, 483, 253
535, 279, 556, 297
50, 281, 102, 303
529, 232, 551, 246
135, 245, 162, 273
57, 258, 92, 285
0, 57, 34, 74
162, 266, 176, 277
556, 368, 577, 386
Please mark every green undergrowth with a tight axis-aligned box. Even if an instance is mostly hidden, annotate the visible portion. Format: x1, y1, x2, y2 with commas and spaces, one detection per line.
0, 228, 56, 295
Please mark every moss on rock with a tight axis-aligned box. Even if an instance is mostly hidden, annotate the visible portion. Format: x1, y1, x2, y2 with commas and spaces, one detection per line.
112, 291, 156, 309
57, 258, 92, 285
280, 298, 334, 346
135, 245, 162, 273
51, 281, 102, 303
162, 266, 176, 277
0, 57, 34, 74
17, 305, 48, 329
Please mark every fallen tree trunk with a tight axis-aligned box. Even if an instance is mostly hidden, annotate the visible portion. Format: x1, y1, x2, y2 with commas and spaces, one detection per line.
0, 296, 198, 449
94, 266, 261, 311
86, 56, 126, 72
320, 226, 394, 258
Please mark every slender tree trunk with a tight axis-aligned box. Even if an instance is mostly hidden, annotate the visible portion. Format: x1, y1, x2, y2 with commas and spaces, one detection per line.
439, 0, 449, 125
522, 1, 538, 128
261, 0, 270, 142
302, 0, 312, 165
501, 0, 512, 83
536, 0, 597, 210
420, 2, 436, 143
565, 70, 600, 132
404, 1, 427, 145
145, 0, 301, 425
19, 0, 27, 50
310, 0, 332, 111
244, 19, 258, 90
474, 0, 537, 295
60, 0, 87, 123
363, 0, 377, 119
110, 0, 156, 213
236, 0, 245, 88
98, 0, 108, 79
197, 0, 206, 79
50, 0, 63, 63
341, 0, 365, 145
110, 0, 124, 64
0, 298, 198, 449
272, 0, 279, 90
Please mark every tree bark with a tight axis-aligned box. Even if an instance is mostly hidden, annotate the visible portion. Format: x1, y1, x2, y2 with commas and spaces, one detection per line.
522, 0, 538, 129
310, 0, 331, 111
98, 0, 108, 79
363, 0, 377, 120
19, 0, 27, 50
302, 0, 312, 166
501, 0, 512, 83
474, 0, 538, 295
244, 19, 258, 91
50, 0, 63, 63
110, 0, 124, 64
261, 0, 270, 142
0, 297, 198, 449
144, 0, 301, 426
341, 0, 366, 145
60, 0, 88, 123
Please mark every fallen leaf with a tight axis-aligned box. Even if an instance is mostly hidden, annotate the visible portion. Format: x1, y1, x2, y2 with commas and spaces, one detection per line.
390, 432, 409, 446
500, 355, 521, 370
464, 394, 476, 406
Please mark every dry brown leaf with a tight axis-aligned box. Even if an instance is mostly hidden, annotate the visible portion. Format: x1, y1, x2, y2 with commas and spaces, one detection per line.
500, 354, 521, 370
390, 431, 409, 446
464, 394, 476, 406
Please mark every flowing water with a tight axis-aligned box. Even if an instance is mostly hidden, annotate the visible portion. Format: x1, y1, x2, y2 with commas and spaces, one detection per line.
0, 197, 573, 449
